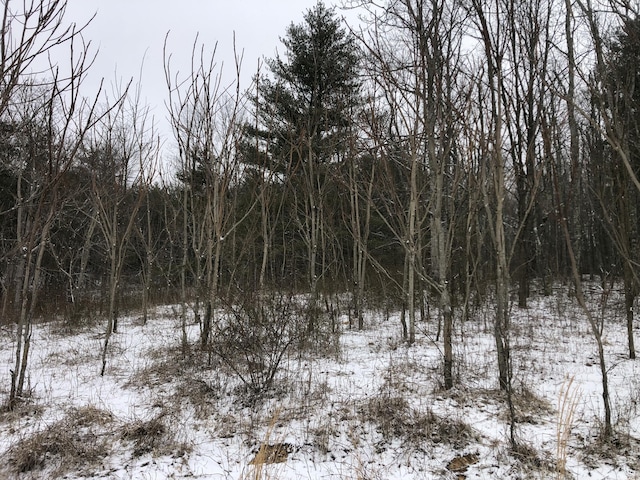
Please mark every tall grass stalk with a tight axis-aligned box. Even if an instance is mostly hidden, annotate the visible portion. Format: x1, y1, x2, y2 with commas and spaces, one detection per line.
556, 375, 580, 479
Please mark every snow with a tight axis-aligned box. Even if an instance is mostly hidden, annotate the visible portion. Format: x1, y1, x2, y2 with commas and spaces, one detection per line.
1, 285, 639, 479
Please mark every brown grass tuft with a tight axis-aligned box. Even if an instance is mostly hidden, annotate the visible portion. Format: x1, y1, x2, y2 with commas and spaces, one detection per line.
5, 405, 115, 476
121, 415, 167, 456
248, 442, 294, 465
120, 413, 191, 458
361, 395, 476, 449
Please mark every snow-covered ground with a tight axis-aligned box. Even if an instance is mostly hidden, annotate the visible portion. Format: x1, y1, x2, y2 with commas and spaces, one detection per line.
1, 285, 639, 479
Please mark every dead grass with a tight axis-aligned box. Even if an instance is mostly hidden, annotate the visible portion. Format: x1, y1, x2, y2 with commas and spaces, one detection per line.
510, 384, 554, 425
5, 286, 640, 478
310, 422, 338, 454
580, 430, 640, 471
360, 394, 477, 449
3, 401, 192, 478
173, 376, 222, 420
242, 411, 292, 480
120, 413, 190, 458
249, 442, 295, 465
510, 440, 554, 473
0, 401, 44, 424
3, 405, 115, 476
556, 375, 580, 479
124, 343, 197, 391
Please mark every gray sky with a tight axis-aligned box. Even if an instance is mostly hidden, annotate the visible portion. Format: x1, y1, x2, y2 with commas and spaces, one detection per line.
62, 1, 348, 155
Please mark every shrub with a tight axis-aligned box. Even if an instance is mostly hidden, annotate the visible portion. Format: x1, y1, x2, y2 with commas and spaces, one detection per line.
210, 290, 304, 396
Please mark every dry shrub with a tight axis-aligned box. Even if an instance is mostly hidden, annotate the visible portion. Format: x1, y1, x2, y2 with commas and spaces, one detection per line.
211, 290, 304, 397
580, 429, 640, 470
0, 401, 44, 424
5, 405, 114, 476
125, 343, 211, 396
362, 395, 415, 440
511, 440, 554, 473
121, 415, 166, 456
125, 349, 186, 390
173, 376, 221, 420
361, 395, 476, 449
311, 422, 337, 454
511, 384, 553, 424
431, 415, 478, 449
309, 402, 355, 454
248, 442, 294, 465
5, 406, 189, 477
126, 346, 222, 420
120, 413, 190, 458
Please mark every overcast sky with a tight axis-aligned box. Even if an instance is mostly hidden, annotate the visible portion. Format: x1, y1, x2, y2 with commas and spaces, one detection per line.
61, 0, 351, 158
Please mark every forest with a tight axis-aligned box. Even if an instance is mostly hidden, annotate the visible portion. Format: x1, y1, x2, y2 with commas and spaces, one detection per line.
2, 0, 640, 478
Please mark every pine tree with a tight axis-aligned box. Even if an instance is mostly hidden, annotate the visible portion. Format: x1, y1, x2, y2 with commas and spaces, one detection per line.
241, 2, 361, 295
245, 1, 360, 172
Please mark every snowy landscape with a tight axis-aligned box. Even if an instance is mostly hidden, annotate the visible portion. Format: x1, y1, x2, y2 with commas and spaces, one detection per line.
4, 0, 640, 478
1, 284, 639, 479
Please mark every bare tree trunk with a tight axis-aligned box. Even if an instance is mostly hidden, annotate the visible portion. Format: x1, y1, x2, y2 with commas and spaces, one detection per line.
348, 146, 375, 330
466, 1, 518, 449
435, 205, 453, 387
462, 160, 482, 323
11, 227, 37, 406
259, 185, 270, 290
101, 248, 118, 376
407, 137, 419, 346
551, 141, 613, 438
140, 186, 156, 325
579, 0, 638, 360
13, 171, 26, 310
624, 265, 636, 359
180, 172, 190, 356
399, 252, 409, 341
78, 205, 98, 291
307, 138, 319, 304
349, 154, 362, 329
202, 199, 214, 348
92, 86, 151, 376
4, 0, 107, 405
356, 0, 463, 350
565, 0, 581, 267
472, 0, 511, 395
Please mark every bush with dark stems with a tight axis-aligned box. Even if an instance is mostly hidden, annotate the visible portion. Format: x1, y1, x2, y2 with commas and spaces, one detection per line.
210, 290, 305, 396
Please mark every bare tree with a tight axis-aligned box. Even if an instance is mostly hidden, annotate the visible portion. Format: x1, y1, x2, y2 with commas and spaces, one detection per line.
136, 172, 160, 325
467, 0, 515, 446
502, 0, 552, 308
83, 82, 155, 376
547, 107, 614, 438
542, 0, 622, 439
356, 1, 466, 381
0, 0, 94, 116
3, 0, 107, 407
345, 102, 376, 329
585, 3, 640, 360
165, 36, 246, 349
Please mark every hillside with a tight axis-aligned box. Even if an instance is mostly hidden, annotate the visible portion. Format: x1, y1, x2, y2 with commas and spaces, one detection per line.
0, 284, 640, 479
1, 286, 639, 479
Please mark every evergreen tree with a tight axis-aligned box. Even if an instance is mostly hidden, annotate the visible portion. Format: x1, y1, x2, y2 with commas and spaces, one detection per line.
245, 1, 360, 172
241, 2, 361, 293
